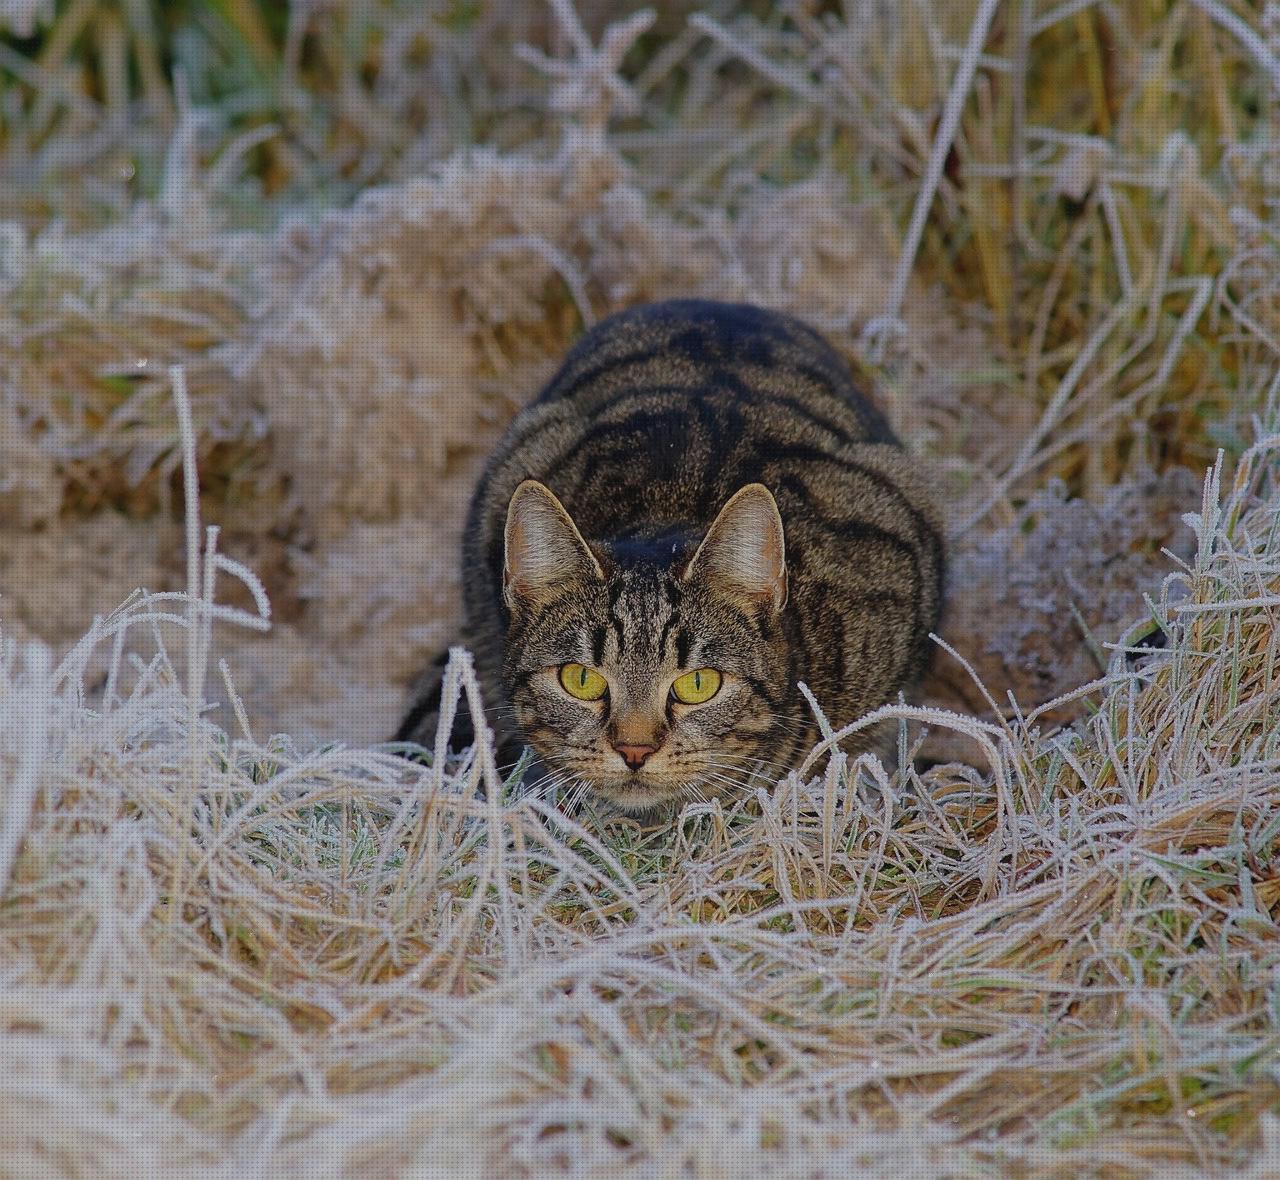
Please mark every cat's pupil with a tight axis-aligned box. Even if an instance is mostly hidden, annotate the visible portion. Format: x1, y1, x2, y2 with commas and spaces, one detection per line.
692, 671, 701, 691
579, 667, 588, 688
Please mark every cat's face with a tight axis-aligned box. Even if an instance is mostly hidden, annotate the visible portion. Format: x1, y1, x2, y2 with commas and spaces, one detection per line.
500, 480, 793, 811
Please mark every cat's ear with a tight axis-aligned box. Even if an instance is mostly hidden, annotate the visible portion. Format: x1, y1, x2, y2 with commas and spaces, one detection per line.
684, 483, 787, 612
503, 480, 603, 611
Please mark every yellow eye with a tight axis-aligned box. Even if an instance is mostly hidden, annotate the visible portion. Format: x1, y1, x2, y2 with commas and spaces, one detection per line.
559, 663, 607, 701
671, 668, 722, 705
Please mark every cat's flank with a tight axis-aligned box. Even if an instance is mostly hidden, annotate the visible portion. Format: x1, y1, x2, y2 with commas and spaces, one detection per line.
397, 300, 944, 812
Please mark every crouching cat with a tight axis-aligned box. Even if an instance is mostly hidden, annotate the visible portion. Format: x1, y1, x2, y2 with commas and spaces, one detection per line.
397, 300, 944, 813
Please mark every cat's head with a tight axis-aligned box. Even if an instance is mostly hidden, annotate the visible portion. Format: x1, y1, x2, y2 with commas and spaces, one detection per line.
500, 479, 793, 811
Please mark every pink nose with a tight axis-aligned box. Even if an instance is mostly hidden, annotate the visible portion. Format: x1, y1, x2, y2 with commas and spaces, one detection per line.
614, 743, 658, 770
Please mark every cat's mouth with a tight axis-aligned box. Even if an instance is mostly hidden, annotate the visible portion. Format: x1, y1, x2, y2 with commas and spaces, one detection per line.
542, 746, 734, 812
593, 775, 689, 811
586, 764, 720, 811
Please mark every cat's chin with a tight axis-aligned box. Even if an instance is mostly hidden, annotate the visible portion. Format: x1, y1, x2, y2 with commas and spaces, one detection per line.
591, 778, 691, 813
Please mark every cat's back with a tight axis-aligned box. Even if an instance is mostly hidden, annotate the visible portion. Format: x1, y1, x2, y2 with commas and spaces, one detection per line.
473, 300, 910, 536
532, 299, 896, 446
469, 297, 946, 547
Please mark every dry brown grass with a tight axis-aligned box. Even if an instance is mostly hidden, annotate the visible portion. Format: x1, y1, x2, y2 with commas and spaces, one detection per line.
2, 0, 1280, 1174
3, 431, 1279, 1174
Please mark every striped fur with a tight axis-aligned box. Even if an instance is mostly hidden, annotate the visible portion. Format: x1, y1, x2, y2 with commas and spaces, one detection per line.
397, 300, 945, 811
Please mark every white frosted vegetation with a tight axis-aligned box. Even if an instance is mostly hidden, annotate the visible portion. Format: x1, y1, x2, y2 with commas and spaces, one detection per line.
1, 401, 1279, 1172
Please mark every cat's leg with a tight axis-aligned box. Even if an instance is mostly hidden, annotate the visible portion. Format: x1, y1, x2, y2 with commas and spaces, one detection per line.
394, 645, 529, 774
393, 647, 476, 751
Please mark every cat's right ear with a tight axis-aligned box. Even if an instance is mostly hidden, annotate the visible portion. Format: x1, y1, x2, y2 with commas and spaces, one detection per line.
503, 480, 603, 611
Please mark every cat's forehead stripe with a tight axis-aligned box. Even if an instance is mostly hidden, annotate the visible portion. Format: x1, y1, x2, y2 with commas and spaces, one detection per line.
606, 580, 627, 652
617, 574, 662, 662
657, 607, 680, 665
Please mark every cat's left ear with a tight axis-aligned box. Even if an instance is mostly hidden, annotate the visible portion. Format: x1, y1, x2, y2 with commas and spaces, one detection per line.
684, 483, 787, 612
503, 480, 604, 611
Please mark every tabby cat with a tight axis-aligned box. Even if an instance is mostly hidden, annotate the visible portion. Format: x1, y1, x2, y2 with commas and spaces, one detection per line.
397, 300, 944, 812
